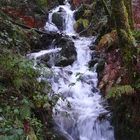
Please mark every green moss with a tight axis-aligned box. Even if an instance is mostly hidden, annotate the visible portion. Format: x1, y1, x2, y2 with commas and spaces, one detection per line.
132, 30, 140, 42
36, 0, 48, 9
74, 18, 89, 32
83, 10, 92, 19
78, 18, 89, 28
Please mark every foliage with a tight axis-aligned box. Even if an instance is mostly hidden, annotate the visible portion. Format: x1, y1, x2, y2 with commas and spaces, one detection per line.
0, 49, 46, 139
0, 12, 52, 140
107, 85, 135, 99
132, 30, 140, 42
0, 17, 30, 54
36, 0, 48, 9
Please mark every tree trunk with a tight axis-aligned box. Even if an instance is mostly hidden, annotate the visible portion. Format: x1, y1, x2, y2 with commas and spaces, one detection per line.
124, 0, 134, 29
111, 0, 136, 70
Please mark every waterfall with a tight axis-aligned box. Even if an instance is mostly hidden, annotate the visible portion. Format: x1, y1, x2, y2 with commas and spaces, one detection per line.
29, 0, 115, 140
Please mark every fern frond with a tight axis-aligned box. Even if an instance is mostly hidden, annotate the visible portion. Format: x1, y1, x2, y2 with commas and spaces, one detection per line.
107, 85, 135, 99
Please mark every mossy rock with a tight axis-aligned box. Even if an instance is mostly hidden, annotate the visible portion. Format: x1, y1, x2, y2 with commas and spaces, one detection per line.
83, 10, 92, 19
74, 18, 89, 33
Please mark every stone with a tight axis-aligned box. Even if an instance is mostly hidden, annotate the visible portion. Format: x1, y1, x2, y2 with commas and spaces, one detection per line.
52, 8, 65, 30
74, 18, 89, 33
88, 51, 100, 67
55, 37, 77, 66
96, 59, 105, 74
36, 36, 77, 67
58, 0, 65, 5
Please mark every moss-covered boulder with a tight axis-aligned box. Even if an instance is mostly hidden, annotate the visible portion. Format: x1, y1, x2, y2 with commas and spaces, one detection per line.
74, 18, 89, 33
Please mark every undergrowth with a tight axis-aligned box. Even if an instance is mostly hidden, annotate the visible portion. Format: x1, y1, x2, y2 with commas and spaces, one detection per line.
0, 14, 53, 140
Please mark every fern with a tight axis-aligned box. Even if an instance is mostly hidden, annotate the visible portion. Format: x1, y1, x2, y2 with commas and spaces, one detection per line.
107, 85, 135, 99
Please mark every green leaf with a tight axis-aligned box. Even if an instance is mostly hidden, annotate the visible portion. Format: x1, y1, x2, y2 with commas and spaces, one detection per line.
14, 109, 19, 115
107, 85, 135, 99
20, 105, 31, 119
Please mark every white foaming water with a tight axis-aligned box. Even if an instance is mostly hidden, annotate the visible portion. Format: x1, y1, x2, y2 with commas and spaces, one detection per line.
45, 0, 75, 35
27, 48, 61, 59
52, 37, 114, 140
31, 0, 115, 140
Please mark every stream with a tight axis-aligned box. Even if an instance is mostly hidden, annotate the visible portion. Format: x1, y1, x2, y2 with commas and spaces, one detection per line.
29, 1, 115, 140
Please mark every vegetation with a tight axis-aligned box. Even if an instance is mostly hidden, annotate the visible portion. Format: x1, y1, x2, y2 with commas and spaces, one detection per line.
0, 0, 140, 140
0, 1, 54, 139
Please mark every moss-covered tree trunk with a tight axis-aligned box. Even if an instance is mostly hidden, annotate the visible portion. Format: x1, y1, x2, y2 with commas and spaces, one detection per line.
124, 0, 134, 29
111, 1, 139, 140
112, 0, 136, 81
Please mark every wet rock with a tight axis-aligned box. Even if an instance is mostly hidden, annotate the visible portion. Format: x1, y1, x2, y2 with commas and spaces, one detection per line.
52, 8, 65, 30
88, 51, 100, 67
74, 18, 89, 33
96, 59, 105, 75
36, 36, 77, 67
89, 43, 96, 50
30, 32, 62, 52
97, 112, 109, 121
55, 37, 77, 66
55, 56, 75, 66
40, 54, 51, 66
58, 0, 65, 5
91, 87, 98, 93
89, 58, 98, 68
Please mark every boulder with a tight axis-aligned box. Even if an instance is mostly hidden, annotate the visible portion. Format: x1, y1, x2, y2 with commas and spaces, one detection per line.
58, 0, 65, 5
74, 18, 89, 33
39, 53, 51, 67
55, 37, 77, 66
88, 51, 100, 68
96, 59, 105, 74
52, 8, 65, 30
36, 36, 77, 67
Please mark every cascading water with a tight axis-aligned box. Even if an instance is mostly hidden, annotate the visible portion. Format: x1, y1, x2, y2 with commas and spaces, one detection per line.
30, 0, 115, 140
